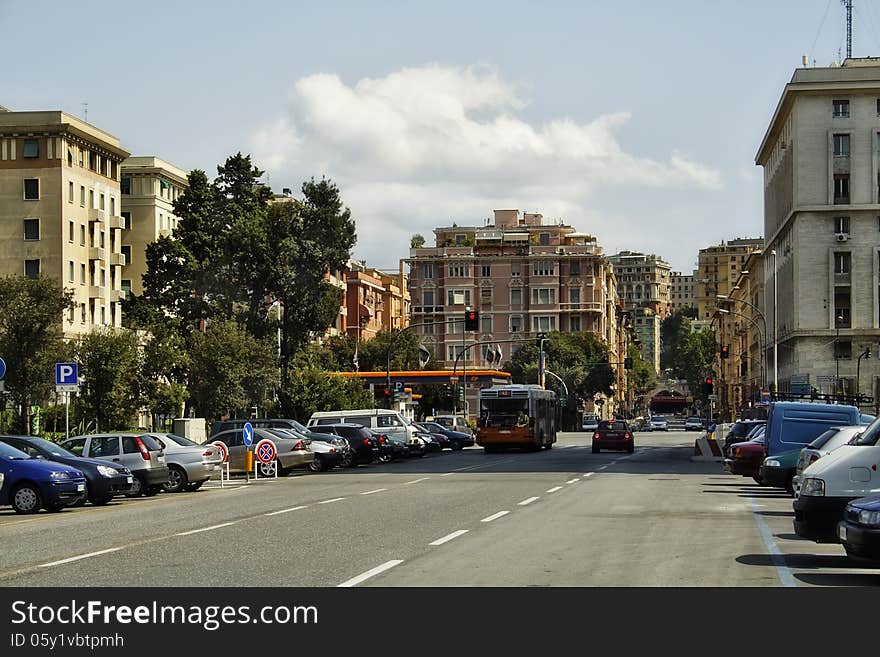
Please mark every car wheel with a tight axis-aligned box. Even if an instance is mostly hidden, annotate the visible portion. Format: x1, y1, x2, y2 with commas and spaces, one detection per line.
143, 485, 162, 497
752, 474, 764, 485
309, 455, 325, 472
163, 465, 188, 493
785, 473, 796, 496
451, 441, 463, 451
592, 445, 599, 453
184, 481, 204, 492
257, 461, 278, 477
627, 443, 634, 454
545, 440, 553, 450
125, 477, 144, 497
378, 452, 394, 464
11, 484, 42, 514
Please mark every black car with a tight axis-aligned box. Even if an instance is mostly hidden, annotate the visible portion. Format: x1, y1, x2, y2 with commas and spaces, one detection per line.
414, 422, 474, 450
210, 418, 339, 444
318, 424, 380, 466
367, 429, 407, 463
839, 494, 880, 562
0, 435, 133, 505
722, 420, 767, 457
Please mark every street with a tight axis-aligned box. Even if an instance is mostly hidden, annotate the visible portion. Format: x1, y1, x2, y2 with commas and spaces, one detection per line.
0, 431, 876, 587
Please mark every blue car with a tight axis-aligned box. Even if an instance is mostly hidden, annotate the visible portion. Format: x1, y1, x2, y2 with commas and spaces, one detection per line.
839, 494, 880, 562
0, 440, 87, 513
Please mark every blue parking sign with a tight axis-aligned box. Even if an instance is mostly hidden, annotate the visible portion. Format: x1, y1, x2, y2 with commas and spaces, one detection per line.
243, 422, 254, 447
55, 363, 78, 385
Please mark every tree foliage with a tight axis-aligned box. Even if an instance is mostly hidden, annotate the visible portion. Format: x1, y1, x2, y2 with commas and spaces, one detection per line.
676, 328, 717, 401
660, 310, 693, 371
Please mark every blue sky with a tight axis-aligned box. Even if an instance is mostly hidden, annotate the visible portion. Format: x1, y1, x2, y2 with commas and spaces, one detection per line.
3, 0, 876, 272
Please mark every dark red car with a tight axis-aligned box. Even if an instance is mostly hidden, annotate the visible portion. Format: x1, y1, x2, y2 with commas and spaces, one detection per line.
723, 435, 765, 484
592, 420, 634, 454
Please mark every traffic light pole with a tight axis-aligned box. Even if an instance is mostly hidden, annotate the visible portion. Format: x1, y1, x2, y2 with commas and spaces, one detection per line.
385, 319, 462, 404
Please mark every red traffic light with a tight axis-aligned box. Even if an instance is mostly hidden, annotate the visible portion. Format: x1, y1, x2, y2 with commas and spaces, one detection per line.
705, 377, 713, 385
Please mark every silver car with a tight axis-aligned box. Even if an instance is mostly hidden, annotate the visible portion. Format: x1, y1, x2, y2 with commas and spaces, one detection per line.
650, 416, 669, 431
211, 427, 314, 476
150, 433, 222, 493
62, 433, 169, 497
266, 428, 347, 472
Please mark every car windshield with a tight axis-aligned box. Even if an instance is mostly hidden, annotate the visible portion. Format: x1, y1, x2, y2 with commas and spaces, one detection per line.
849, 417, 880, 446
0, 441, 32, 459
288, 419, 309, 433
20, 437, 77, 458
480, 400, 529, 428
420, 422, 444, 432
807, 428, 840, 449
653, 416, 666, 422
162, 433, 200, 447
600, 421, 627, 431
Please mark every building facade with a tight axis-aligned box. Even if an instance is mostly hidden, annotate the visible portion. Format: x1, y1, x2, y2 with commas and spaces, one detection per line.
0, 109, 130, 335
756, 58, 880, 404
670, 270, 697, 314
344, 261, 410, 343
119, 156, 188, 298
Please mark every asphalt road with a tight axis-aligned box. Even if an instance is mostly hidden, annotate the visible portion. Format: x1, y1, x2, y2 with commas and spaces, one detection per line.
1, 430, 877, 587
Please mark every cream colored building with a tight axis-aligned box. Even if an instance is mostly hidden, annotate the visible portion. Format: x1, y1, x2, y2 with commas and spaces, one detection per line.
670, 270, 697, 314
120, 157, 188, 297
757, 58, 880, 402
0, 109, 130, 335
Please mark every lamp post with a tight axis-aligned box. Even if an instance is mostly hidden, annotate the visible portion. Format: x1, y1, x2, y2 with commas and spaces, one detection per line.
770, 249, 778, 393
835, 313, 843, 397
716, 293, 768, 389
717, 307, 766, 390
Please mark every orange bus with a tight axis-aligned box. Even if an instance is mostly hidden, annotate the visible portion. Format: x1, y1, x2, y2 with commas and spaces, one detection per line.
476, 384, 557, 452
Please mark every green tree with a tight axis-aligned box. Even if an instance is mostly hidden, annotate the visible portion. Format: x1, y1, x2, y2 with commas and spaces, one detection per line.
0, 276, 72, 433
660, 310, 693, 371
141, 324, 190, 431
74, 329, 144, 431
281, 365, 374, 421
410, 233, 426, 248
676, 328, 717, 401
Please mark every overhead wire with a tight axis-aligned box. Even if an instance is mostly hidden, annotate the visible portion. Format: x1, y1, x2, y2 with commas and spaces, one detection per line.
809, 0, 834, 62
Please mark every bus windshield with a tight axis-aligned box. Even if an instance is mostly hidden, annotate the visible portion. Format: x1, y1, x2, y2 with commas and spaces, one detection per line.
480, 398, 529, 428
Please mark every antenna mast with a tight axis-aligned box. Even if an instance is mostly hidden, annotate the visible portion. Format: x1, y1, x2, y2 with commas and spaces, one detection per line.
844, 0, 853, 59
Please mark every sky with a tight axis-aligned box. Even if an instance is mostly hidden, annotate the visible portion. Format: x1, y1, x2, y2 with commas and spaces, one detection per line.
3, 0, 878, 273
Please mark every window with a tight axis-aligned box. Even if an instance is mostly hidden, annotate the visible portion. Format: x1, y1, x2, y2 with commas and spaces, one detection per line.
510, 316, 523, 333
121, 280, 131, 299
80, 224, 86, 246
531, 288, 557, 305
480, 287, 492, 302
533, 261, 555, 276
448, 262, 470, 278
91, 437, 120, 458
67, 306, 74, 323
446, 288, 470, 306
23, 178, 39, 200
446, 318, 463, 335
68, 261, 74, 282
100, 193, 105, 211
422, 290, 434, 306
110, 197, 115, 216
80, 264, 86, 285
480, 315, 493, 333
834, 289, 851, 328
22, 139, 39, 158
88, 151, 96, 171
570, 261, 581, 276
121, 212, 132, 230
121, 245, 131, 266
569, 316, 581, 332
80, 186, 85, 206
510, 288, 523, 307
532, 316, 557, 332
833, 133, 850, 156
121, 177, 131, 195
24, 259, 40, 279
78, 148, 83, 167
447, 345, 466, 361
481, 264, 491, 277
834, 339, 852, 360
834, 216, 850, 234
832, 99, 850, 118
89, 190, 94, 209
68, 221, 74, 242
80, 303, 86, 323
569, 288, 581, 304
68, 181, 74, 203
834, 174, 850, 204
834, 252, 851, 274
539, 232, 550, 245
511, 262, 521, 277
455, 233, 467, 245
23, 219, 39, 241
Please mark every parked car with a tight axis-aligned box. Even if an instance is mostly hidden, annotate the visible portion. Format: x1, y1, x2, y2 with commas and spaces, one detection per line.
150, 433, 222, 493
431, 415, 473, 436
413, 421, 474, 450
723, 435, 766, 483
210, 418, 339, 446
315, 424, 381, 466
793, 425, 864, 494
0, 435, 132, 505
416, 426, 450, 450
759, 448, 800, 495
763, 401, 872, 458
61, 433, 169, 497
592, 420, 634, 453
582, 413, 600, 432
722, 420, 767, 457
367, 429, 407, 463
0, 440, 87, 513
209, 427, 314, 476
794, 416, 880, 542
266, 428, 346, 472
684, 417, 704, 431
838, 494, 880, 561
308, 409, 420, 444
650, 415, 669, 431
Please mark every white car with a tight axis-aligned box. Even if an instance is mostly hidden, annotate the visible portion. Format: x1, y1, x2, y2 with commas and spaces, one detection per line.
582, 414, 599, 432
650, 416, 669, 431
684, 417, 704, 431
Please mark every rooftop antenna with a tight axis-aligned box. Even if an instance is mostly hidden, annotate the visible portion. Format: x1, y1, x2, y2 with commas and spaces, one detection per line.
82, 102, 88, 122
843, 0, 853, 59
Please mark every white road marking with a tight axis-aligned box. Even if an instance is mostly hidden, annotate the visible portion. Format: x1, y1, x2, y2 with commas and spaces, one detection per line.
597, 465, 608, 471
518, 496, 540, 506
264, 506, 307, 516
546, 486, 563, 493
405, 478, 430, 485
338, 560, 404, 588
440, 472, 456, 477
748, 496, 797, 587
318, 497, 346, 504
38, 547, 123, 568
566, 478, 579, 484
583, 472, 595, 478
360, 488, 387, 495
429, 530, 469, 546
176, 522, 236, 537
481, 511, 510, 523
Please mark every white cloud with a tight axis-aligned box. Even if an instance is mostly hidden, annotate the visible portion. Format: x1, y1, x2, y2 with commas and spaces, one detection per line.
251, 64, 725, 268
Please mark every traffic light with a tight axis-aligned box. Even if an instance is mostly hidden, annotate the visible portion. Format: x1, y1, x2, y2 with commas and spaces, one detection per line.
624, 357, 633, 370
464, 309, 479, 331
701, 377, 714, 396
720, 345, 730, 359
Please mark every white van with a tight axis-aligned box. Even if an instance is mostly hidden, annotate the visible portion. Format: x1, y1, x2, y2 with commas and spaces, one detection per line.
307, 409, 417, 443
431, 415, 472, 436
794, 418, 880, 542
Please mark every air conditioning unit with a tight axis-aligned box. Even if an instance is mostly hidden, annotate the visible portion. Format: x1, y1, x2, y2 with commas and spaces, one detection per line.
835, 233, 849, 242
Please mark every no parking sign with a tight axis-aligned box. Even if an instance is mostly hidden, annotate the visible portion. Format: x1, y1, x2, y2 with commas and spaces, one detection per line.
255, 439, 277, 464
211, 440, 229, 463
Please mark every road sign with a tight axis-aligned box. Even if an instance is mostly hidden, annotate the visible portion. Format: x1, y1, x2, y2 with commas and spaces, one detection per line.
707, 394, 718, 401
394, 381, 403, 392
243, 422, 254, 447
55, 362, 78, 385
449, 376, 459, 383
211, 440, 229, 463
255, 438, 277, 464
0, 357, 6, 380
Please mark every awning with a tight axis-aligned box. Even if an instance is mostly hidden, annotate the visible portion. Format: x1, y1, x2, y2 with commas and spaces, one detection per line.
502, 232, 529, 242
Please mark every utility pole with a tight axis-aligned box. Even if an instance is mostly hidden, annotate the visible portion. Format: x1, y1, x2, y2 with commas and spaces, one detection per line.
844, 0, 853, 60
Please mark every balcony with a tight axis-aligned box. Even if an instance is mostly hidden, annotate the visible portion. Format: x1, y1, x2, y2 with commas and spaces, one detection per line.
411, 305, 444, 314
107, 216, 124, 230
88, 247, 105, 261
88, 286, 106, 299
559, 301, 603, 313
109, 253, 125, 267
158, 228, 172, 238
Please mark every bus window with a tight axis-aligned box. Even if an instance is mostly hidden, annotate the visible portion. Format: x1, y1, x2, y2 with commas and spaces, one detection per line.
480, 398, 529, 428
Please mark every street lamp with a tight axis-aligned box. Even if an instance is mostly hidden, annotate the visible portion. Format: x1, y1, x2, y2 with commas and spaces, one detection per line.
717, 293, 769, 391
770, 249, 778, 393
717, 308, 766, 388
835, 313, 844, 396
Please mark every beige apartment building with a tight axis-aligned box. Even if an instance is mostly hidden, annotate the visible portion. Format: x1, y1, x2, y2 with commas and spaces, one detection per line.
405, 209, 622, 411
670, 270, 697, 314
757, 57, 880, 403
345, 261, 410, 343
0, 109, 130, 335
119, 157, 188, 298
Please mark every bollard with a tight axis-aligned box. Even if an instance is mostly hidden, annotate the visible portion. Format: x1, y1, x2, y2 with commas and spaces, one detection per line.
244, 450, 253, 482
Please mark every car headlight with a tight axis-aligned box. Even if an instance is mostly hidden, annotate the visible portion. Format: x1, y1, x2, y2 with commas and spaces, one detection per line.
763, 459, 781, 468
96, 465, 118, 477
800, 478, 825, 497
856, 509, 880, 527
49, 471, 70, 479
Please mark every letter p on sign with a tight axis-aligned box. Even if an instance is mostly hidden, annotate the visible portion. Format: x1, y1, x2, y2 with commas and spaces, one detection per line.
56, 362, 78, 385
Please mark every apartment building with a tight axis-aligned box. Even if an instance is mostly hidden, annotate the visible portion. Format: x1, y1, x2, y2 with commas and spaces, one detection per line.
756, 57, 880, 402
345, 262, 410, 342
670, 270, 697, 314
119, 156, 188, 297
404, 209, 620, 372
0, 109, 130, 335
